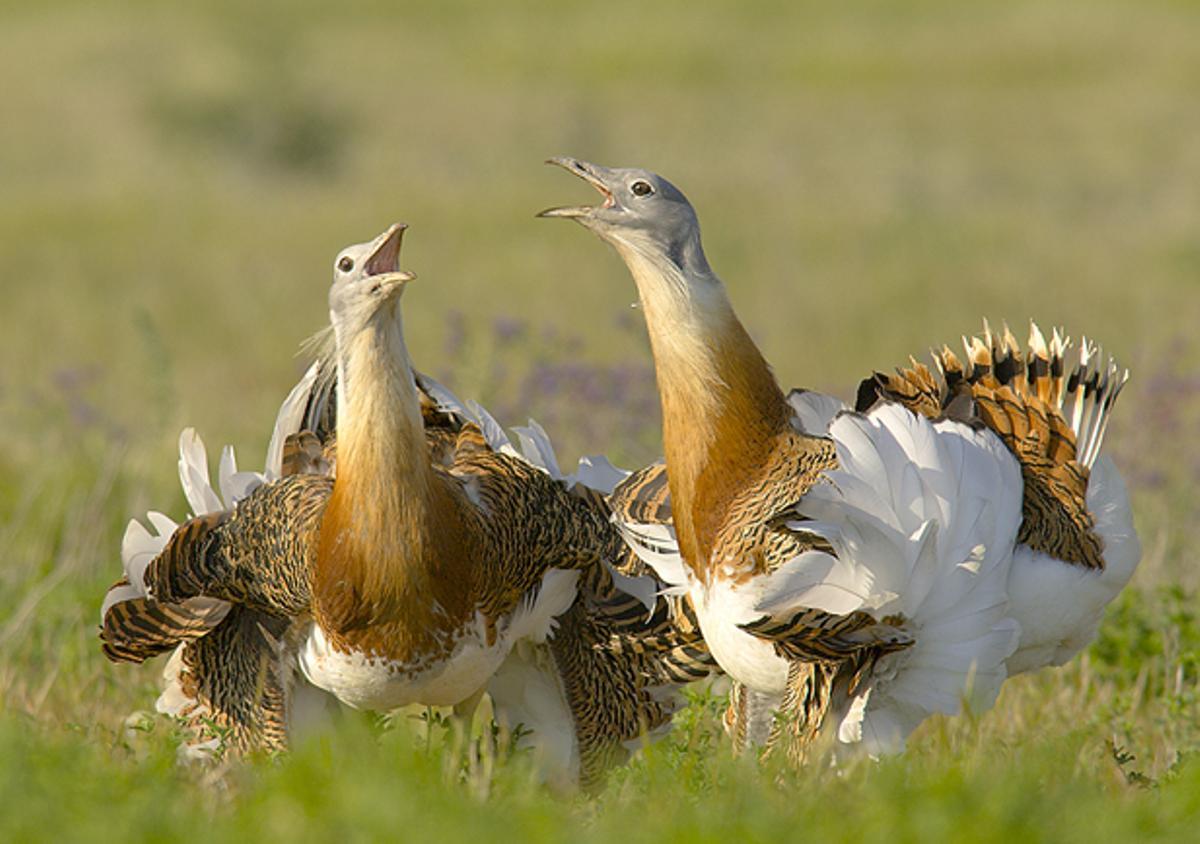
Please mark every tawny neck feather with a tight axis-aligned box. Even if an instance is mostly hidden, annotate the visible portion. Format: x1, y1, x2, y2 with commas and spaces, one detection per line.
613, 242, 792, 578
314, 302, 472, 640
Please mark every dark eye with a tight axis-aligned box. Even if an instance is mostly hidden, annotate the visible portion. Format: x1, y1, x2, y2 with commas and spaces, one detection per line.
338, 256, 355, 272
631, 180, 654, 197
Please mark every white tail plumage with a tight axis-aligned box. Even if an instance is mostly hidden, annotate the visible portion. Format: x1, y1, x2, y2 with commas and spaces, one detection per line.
1067, 337, 1129, 469
757, 404, 1024, 753
1004, 454, 1140, 674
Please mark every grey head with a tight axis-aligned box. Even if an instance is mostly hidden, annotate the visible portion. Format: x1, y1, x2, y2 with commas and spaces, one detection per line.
539, 157, 712, 278
328, 222, 417, 336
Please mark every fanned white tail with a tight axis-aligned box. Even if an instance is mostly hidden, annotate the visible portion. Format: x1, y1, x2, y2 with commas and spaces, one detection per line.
758, 404, 1024, 754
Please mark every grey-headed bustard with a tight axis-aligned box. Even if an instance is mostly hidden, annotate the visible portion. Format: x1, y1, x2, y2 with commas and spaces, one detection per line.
100, 223, 712, 786
541, 158, 1140, 761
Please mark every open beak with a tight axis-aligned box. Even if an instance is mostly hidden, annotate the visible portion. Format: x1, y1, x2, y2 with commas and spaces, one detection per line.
537, 157, 618, 220
365, 222, 416, 290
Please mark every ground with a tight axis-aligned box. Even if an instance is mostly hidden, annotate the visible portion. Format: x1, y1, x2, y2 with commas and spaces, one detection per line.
2, 1, 1200, 840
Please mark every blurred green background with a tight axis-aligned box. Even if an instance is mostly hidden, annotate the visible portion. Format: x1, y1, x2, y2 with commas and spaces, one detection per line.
2, 0, 1200, 838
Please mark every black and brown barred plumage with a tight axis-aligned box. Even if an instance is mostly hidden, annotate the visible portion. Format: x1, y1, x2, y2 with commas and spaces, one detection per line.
544, 158, 1139, 768
855, 321, 1127, 570
101, 224, 707, 786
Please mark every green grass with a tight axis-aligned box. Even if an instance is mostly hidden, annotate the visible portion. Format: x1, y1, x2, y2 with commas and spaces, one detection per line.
3, 0, 1200, 839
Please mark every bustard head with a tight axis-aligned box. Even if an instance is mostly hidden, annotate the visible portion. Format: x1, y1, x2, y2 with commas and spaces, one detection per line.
329, 222, 416, 337
539, 157, 712, 279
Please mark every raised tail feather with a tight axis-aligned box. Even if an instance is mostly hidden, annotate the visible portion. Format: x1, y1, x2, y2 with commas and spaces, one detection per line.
857, 320, 1128, 470
856, 320, 1128, 571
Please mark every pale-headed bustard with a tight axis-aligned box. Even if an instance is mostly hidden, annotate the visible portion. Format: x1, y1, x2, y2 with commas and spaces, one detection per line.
541, 158, 1140, 761
100, 223, 713, 787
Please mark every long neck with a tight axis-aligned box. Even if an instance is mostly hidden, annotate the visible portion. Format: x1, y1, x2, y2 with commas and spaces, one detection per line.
614, 241, 792, 578
314, 302, 446, 628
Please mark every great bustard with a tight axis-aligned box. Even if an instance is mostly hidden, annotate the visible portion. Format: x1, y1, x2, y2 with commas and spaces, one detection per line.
100, 223, 712, 786
541, 158, 1140, 761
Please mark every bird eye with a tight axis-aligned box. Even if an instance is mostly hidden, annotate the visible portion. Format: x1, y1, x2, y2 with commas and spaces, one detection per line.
338, 256, 355, 273
631, 180, 654, 197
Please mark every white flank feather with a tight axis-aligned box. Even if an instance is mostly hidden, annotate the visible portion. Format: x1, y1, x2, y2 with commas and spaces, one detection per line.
508, 568, 581, 645
289, 673, 343, 739
155, 646, 191, 717
487, 640, 580, 789
605, 561, 660, 615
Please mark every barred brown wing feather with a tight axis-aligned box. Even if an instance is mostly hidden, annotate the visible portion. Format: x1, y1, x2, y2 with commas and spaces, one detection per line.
165, 606, 295, 756
100, 590, 220, 664
102, 475, 327, 671
739, 608, 907, 663
855, 320, 1123, 570
144, 474, 329, 615
609, 461, 672, 525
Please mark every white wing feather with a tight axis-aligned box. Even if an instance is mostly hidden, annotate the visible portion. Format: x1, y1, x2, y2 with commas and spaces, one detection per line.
787, 389, 847, 435
613, 520, 689, 596
263, 362, 320, 480
177, 429, 223, 516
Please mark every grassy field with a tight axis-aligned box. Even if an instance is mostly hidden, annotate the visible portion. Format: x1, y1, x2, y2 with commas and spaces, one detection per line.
2, 0, 1200, 839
